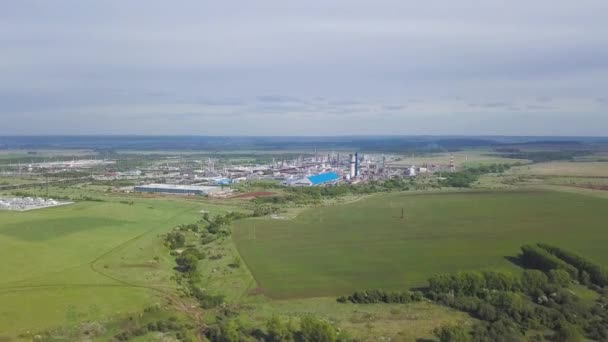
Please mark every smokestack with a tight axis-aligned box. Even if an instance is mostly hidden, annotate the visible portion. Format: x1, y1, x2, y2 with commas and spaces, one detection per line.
355, 152, 359, 176
350, 154, 356, 178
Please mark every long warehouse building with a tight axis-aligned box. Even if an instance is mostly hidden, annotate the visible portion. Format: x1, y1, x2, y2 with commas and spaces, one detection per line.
134, 184, 220, 195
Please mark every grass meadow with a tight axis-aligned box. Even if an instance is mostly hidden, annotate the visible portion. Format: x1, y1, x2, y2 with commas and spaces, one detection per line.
513, 161, 608, 177
233, 190, 608, 299
0, 197, 224, 339
388, 150, 529, 168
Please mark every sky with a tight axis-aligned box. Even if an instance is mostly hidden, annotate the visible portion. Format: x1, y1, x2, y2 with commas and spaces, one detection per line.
1, 1, 608, 136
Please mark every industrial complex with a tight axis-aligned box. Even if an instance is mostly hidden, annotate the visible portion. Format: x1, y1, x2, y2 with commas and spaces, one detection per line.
0, 197, 71, 211
0, 149, 458, 199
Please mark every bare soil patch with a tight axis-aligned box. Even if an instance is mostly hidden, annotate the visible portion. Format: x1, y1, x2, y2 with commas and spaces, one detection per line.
230, 191, 277, 200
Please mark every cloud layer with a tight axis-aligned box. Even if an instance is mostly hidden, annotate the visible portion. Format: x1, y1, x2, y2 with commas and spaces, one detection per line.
1, 1, 608, 135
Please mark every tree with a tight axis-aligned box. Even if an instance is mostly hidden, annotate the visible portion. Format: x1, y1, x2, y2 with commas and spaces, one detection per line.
521, 270, 548, 295
165, 231, 186, 249
300, 317, 337, 342
434, 325, 471, 342
176, 253, 198, 274
549, 269, 571, 288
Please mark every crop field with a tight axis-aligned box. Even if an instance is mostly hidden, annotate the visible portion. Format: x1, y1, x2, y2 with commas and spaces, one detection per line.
512, 161, 608, 177
387, 150, 529, 168
233, 190, 608, 299
0, 197, 213, 339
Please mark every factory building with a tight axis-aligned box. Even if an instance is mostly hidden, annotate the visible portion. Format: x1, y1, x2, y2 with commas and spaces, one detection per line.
214, 178, 232, 186
284, 172, 340, 186
134, 184, 220, 196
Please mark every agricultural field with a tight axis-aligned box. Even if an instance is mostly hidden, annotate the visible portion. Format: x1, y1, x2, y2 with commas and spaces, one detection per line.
512, 161, 608, 177
233, 190, 608, 299
197, 220, 474, 341
0, 196, 225, 340
388, 150, 529, 168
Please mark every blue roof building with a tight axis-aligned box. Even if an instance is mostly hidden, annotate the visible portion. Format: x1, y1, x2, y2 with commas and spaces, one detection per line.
285, 172, 340, 186
307, 172, 340, 185
214, 178, 232, 185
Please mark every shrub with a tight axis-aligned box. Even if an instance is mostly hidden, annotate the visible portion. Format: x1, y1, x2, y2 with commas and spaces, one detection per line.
300, 316, 337, 342
434, 325, 471, 342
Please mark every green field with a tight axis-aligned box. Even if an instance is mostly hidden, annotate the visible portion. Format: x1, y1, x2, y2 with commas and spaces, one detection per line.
233, 190, 608, 299
388, 150, 529, 168
512, 161, 608, 177
0, 197, 214, 339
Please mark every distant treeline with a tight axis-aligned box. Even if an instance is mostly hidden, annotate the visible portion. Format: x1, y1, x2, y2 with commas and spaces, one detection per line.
6, 135, 605, 153
498, 150, 592, 163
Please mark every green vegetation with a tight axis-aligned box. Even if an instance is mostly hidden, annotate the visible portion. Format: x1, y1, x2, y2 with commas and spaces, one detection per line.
233, 190, 608, 298
500, 150, 592, 163
426, 245, 608, 341
538, 243, 608, 287
3, 146, 608, 341
338, 289, 424, 304
440, 163, 512, 188
520, 244, 579, 279
0, 196, 232, 340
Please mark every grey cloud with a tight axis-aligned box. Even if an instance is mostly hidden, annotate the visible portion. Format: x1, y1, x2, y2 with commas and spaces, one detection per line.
382, 105, 406, 111
1, 0, 607, 135
481, 102, 513, 108
256, 95, 305, 103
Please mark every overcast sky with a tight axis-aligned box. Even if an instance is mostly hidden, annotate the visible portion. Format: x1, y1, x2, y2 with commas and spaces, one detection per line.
1, 1, 607, 136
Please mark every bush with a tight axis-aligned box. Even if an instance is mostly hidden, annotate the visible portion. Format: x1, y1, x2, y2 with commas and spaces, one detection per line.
300, 316, 337, 342
266, 315, 292, 341
553, 323, 584, 342
434, 325, 471, 342
165, 231, 186, 249
191, 286, 225, 309
343, 289, 423, 304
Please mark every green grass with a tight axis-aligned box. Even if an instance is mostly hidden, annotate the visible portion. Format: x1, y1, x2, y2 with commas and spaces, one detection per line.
233, 190, 608, 299
198, 236, 474, 341
0, 197, 234, 339
388, 150, 529, 168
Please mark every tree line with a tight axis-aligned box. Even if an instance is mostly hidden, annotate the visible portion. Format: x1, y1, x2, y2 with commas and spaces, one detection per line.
440, 163, 512, 188
429, 243, 608, 341
337, 243, 608, 341
522, 243, 608, 288
337, 289, 424, 304
205, 315, 352, 342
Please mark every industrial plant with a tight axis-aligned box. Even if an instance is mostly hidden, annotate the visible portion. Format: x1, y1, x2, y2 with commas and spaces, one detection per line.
0, 197, 72, 211
0, 149, 459, 198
